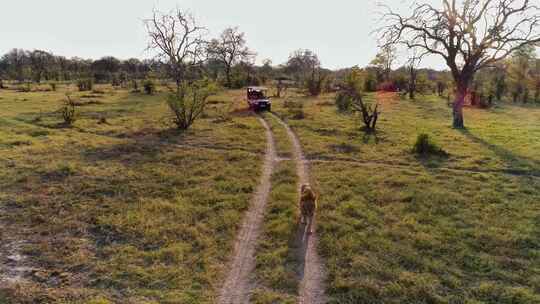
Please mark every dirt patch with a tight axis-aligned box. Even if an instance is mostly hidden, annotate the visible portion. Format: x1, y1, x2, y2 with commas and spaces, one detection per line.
0, 206, 33, 287
218, 115, 277, 304
270, 113, 328, 304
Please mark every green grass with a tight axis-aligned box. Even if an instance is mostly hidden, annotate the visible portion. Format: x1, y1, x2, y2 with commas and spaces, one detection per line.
270, 91, 540, 303
261, 112, 294, 158
0, 85, 265, 303
252, 160, 299, 304
2, 86, 540, 303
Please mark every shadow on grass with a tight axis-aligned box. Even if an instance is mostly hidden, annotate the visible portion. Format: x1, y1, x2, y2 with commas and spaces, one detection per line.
81, 129, 188, 164
293, 216, 314, 285
459, 128, 540, 172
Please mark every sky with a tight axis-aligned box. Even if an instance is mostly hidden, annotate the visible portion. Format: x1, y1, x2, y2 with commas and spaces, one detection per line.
0, 0, 451, 70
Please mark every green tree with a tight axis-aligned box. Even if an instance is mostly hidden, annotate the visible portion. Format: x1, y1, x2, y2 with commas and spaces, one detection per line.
508, 45, 536, 103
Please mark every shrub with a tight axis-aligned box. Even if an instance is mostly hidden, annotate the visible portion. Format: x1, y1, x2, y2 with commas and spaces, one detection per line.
335, 92, 353, 112
143, 79, 156, 95
336, 67, 364, 113
167, 79, 218, 130
306, 76, 323, 96
77, 79, 94, 92
131, 80, 140, 93
60, 95, 77, 126
290, 108, 305, 120
412, 133, 447, 156
351, 95, 379, 132
17, 83, 32, 92
111, 75, 121, 87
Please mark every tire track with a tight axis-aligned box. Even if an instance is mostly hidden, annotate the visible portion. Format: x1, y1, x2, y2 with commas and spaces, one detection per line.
218, 116, 277, 304
269, 113, 327, 304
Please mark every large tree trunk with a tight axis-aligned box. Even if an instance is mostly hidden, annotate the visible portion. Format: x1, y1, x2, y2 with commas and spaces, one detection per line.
453, 84, 467, 129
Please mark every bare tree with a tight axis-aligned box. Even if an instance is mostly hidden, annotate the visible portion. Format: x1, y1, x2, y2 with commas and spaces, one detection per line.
379, 0, 540, 128
144, 8, 207, 89
207, 27, 255, 88
352, 95, 380, 132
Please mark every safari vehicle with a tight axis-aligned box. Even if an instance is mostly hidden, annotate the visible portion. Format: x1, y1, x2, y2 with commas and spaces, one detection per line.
247, 87, 271, 111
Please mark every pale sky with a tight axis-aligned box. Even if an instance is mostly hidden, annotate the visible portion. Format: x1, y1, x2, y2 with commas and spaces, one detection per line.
0, 0, 450, 70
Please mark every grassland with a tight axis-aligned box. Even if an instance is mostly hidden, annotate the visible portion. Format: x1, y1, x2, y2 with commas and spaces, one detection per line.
252, 112, 299, 304
270, 92, 540, 303
0, 85, 266, 303
2, 84, 540, 304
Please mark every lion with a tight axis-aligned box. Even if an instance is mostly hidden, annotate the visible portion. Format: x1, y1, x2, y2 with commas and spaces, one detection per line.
299, 184, 318, 233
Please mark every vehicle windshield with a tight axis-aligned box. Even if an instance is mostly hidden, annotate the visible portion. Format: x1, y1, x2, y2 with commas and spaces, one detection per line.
248, 90, 266, 100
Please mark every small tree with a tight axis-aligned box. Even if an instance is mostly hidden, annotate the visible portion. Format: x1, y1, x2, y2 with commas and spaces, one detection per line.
306, 68, 328, 96
352, 95, 380, 132
77, 79, 93, 91
61, 95, 77, 126
275, 76, 290, 98
337, 68, 380, 131
143, 79, 156, 95
371, 43, 397, 81
167, 79, 217, 130
508, 45, 536, 103
406, 49, 423, 100
335, 66, 364, 112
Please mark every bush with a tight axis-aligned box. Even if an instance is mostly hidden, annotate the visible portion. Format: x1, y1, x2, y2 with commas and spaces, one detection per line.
306, 77, 323, 96
143, 79, 156, 95
336, 67, 364, 113
351, 95, 379, 132
131, 80, 140, 93
111, 75, 121, 87
60, 95, 77, 126
17, 83, 32, 92
167, 79, 218, 130
412, 133, 447, 156
77, 79, 94, 92
335, 92, 353, 112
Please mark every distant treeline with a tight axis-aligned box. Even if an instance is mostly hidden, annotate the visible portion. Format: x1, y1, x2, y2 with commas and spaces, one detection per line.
0, 47, 538, 103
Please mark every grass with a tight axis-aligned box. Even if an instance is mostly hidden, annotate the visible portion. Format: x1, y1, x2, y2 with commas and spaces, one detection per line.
0, 85, 266, 303
2, 85, 540, 303
252, 110, 302, 303
269, 91, 540, 303
261, 112, 294, 158
252, 160, 299, 304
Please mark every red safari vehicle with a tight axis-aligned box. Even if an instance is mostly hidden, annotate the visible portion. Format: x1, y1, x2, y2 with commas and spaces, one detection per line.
247, 87, 271, 111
